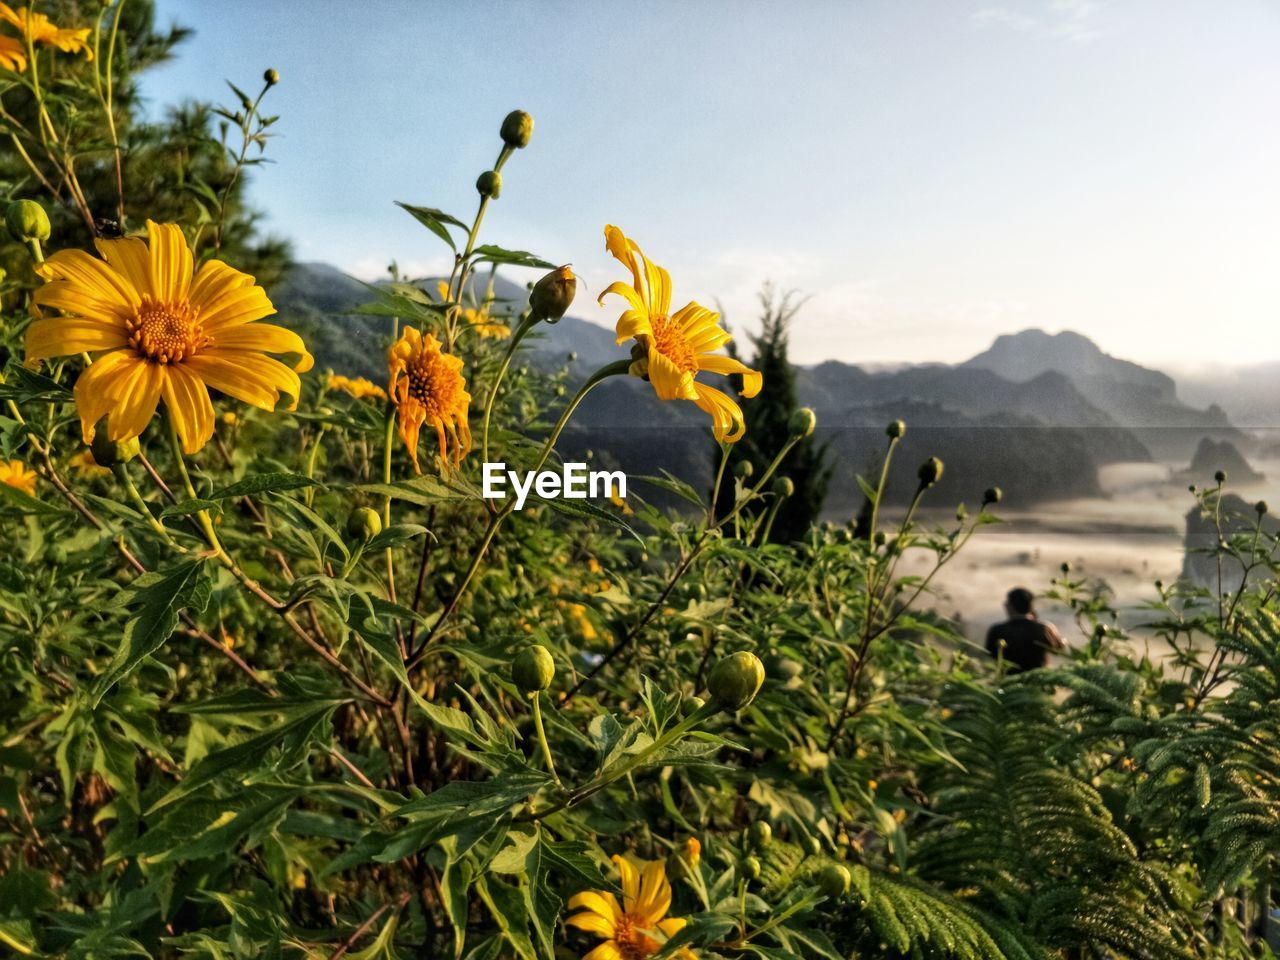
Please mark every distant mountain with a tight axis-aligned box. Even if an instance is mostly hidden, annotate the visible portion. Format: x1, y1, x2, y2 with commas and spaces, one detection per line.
1183, 493, 1279, 587
962, 329, 1237, 459
1177, 438, 1264, 485
269, 264, 1238, 511
1177, 362, 1280, 430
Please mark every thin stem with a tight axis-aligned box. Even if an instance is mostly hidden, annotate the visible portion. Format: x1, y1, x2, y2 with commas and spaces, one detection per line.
529, 694, 561, 786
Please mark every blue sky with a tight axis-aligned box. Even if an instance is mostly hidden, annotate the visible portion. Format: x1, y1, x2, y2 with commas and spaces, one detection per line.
142, 0, 1280, 370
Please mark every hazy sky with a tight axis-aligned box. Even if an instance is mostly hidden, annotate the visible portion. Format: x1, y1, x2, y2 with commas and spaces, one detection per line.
142, 0, 1280, 371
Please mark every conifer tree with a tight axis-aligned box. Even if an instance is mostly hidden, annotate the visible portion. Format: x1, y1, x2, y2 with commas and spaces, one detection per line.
714, 286, 831, 540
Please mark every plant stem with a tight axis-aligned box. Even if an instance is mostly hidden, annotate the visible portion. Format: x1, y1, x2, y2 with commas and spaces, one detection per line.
529, 694, 560, 786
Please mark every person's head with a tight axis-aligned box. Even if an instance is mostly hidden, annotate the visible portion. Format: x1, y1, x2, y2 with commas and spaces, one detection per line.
1005, 587, 1035, 617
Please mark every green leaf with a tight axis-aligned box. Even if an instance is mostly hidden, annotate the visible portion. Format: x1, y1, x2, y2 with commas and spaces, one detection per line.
0, 919, 37, 955
92, 559, 211, 706
147, 701, 337, 813
396, 201, 466, 251
160, 497, 222, 519
212, 472, 315, 499
470, 245, 554, 269
358, 475, 479, 506
532, 495, 643, 545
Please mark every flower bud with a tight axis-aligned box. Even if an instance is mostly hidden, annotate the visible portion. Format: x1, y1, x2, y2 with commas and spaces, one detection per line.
512, 644, 555, 694
772, 476, 795, 498
1060, 561, 1071, 574
346, 506, 383, 543
500, 109, 534, 148
804, 835, 822, 856
1214, 470, 1227, 484
90, 432, 140, 467
817, 864, 851, 900
982, 486, 1002, 506
1257, 500, 1269, 516
681, 695, 706, 718
741, 856, 761, 880
707, 651, 765, 712
873, 530, 887, 547
789, 407, 817, 439
529, 264, 576, 322
917, 457, 943, 487
476, 170, 502, 199
6, 199, 50, 243
748, 821, 773, 849
886, 420, 905, 440
734, 460, 754, 480
263, 68, 280, 86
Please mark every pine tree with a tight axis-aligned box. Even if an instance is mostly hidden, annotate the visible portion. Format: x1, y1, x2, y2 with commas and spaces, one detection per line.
714, 286, 831, 541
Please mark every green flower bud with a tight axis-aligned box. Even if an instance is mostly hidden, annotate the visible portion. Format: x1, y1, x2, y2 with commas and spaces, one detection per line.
1214, 470, 1227, 484
476, 170, 502, 199
45, 544, 68, 565
346, 506, 383, 543
742, 856, 761, 880
707, 651, 765, 712
681, 694, 706, 718
500, 109, 534, 148
789, 407, 817, 438
512, 644, 555, 694
6, 199, 51, 243
804, 835, 822, 856
886, 420, 905, 440
982, 486, 1002, 506
873, 530, 887, 547
90, 432, 140, 467
817, 864, 851, 900
264, 68, 280, 86
772, 476, 795, 498
917, 457, 943, 487
529, 264, 576, 322
1060, 561, 1071, 574
1257, 500, 1269, 516
734, 460, 754, 480
749, 821, 773, 849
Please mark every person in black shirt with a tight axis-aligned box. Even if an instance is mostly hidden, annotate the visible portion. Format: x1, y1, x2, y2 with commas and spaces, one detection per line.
985, 587, 1066, 672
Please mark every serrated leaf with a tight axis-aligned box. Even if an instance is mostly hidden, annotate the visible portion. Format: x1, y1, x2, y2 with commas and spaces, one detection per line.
469, 245, 554, 269
396, 201, 465, 251
92, 560, 211, 706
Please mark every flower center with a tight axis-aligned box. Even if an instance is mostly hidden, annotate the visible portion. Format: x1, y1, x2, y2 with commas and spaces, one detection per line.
649, 315, 697, 374
407, 352, 462, 418
612, 914, 656, 960
126, 296, 206, 364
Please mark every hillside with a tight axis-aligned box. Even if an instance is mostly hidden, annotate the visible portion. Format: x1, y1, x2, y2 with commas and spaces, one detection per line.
270, 263, 1226, 509
963, 329, 1237, 459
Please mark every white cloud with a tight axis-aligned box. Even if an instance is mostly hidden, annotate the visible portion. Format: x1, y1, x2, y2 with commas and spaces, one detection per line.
972, 0, 1110, 43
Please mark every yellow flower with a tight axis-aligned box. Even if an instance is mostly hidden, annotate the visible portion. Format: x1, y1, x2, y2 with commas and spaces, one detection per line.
327, 372, 387, 401
25, 221, 312, 454
683, 837, 701, 868
0, 458, 37, 495
599, 225, 761, 443
436, 282, 511, 339
68, 450, 110, 478
567, 855, 696, 960
610, 491, 634, 516
0, 3, 92, 66
388, 327, 471, 472
0, 33, 23, 70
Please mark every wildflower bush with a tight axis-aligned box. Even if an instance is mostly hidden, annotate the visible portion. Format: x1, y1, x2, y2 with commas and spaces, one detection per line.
3, 5, 1280, 959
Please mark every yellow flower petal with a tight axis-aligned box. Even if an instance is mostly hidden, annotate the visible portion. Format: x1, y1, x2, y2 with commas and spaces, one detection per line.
692, 383, 746, 443
612, 855, 640, 905
145, 221, 192, 304
162, 364, 215, 454
567, 890, 623, 922
73, 350, 141, 444
635, 860, 672, 925
695, 355, 763, 398
583, 943, 625, 960
25, 317, 126, 359
566, 911, 618, 938
212, 323, 314, 372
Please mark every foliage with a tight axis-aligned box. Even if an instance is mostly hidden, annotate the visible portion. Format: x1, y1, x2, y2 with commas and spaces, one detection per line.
0, 7, 1278, 960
